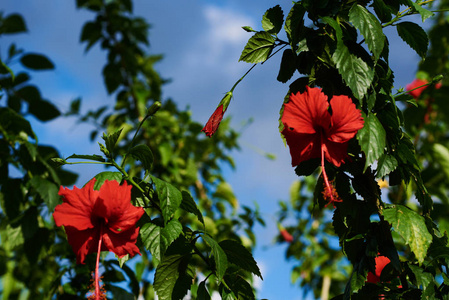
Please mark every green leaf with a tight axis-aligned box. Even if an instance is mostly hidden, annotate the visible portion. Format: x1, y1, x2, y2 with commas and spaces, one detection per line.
277, 48, 296, 83
102, 128, 123, 153
242, 26, 256, 33
224, 274, 255, 300
198, 280, 211, 300
349, 4, 385, 60
396, 22, 428, 58
219, 240, 262, 279
66, 153, 106, 162
129, 144, 154, 171
140, 220, 183, 267
356, 112, 386, 172
92, 171, 123, 190
30, 177, 59, 212
20, 53, 54, 70
80, 21, 102, 52
103, 63, 122, 94
332, 43, 374, 100
376, 153, 398, 178
239, 31, 275, 64
383, 204, 432, 264
322, 16, 342, 41
262, 5, 284, 35
150, 176, 183, 224
202, 234, 228, 282
180, 190, 204, 225
212, 182, 237, 210
404, 0, 434, 22
1, 14, 27, 34
408, 265, 435, 291
153, 253, 191, 300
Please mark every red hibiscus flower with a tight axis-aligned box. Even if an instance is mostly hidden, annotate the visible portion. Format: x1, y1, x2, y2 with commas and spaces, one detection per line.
281, 87, 364, 205
202, 104, 226, 137
406, 78, 442, 100
280, 229, 294, 243
53, 179, 144, 299
367, 255, 391, 283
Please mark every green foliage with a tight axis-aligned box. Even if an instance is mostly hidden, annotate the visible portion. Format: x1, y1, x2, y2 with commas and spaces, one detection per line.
396, 22, 429, 58
239, 32, 275, 64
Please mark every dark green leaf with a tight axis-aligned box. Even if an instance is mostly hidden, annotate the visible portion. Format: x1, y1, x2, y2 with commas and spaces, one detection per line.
349, 4, 385, 60
129, 144, 154, 171
408, 265, 435, 291
80, 21, 102, 52
396, 22, 428, 58
30, 177, 59, 212
1, 14, 27, 34
108, 285, 134, 300
0, 107, 36, 139
180, 190, 204, 225
284, 2, 306, 51
66, 153, 106, 162
356, 112, 386, 172
224, 274, 255, 300
376, 153, 398, 178
150, 176, 182, 224
153, 253, 191, 300
332, 43, 374, 100
202, 234, 228, 282
383, 204, 432, 264
103, 63, 122, 94
219, 240, 262, 278
372, 0, 393, 23
262, 5, 284, 35
29, 99, 61, 121
2, 179, 23, 220
277, 48, 296, 83
92, 172, 123, 190
20, 53, 54, 70
294, 158, 320, 177
239, 31, 275, 64
198, 280, 211, 300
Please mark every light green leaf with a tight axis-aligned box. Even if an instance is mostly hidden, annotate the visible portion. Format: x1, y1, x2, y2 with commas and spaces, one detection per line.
396, 22, 428, 58
202, 234, 228, 282
432, 143, 449, 180
262, 5, 284, 34
180, 190, 204, 225
150, 175, 182, 224
140, 220, 183, 267
129, 144, 154, 171
383, 204, 432, 264
356, 112, 386, 172
322, 16, 342, 41
409, 265, 435, 290
92, 171, 123, 190
332, 43, 374, 100
66, 153, 106, 162
20, 53, 54, 70
349, 4, 385, 60
219, 240, 262, 279
239, 31, 275, 64
102, 128, 123, 153
405, 0, 434, 22
30, 177, 59, 212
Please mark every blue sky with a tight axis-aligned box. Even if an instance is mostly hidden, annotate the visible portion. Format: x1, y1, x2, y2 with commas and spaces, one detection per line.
1, 1, 427, 299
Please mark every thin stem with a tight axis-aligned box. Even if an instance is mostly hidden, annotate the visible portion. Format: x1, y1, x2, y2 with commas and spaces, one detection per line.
382, 0, 436, 28
230, 64, 257, 93
394, 82, 432, 98
94, 225, 104, 300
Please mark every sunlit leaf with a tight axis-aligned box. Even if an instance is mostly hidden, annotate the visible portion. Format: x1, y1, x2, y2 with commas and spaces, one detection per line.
239, 31, 275, 64
202, 234, 228, 282
383, 204, 432, 264
262, 5, 284, 34
357, 112, 386, 172
150, 176, 182, 225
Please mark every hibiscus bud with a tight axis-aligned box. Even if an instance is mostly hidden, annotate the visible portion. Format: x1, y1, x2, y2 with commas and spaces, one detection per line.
202, 91, 232, 137
146, 101, 161, 117
277, 223, 293, 243
432, 74, 443, 84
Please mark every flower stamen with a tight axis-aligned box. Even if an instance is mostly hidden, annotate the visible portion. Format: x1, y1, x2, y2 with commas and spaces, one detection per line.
321, 135, 342, 207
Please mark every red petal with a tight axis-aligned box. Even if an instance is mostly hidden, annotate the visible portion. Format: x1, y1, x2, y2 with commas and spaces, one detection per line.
327, 95, 364, 143
102, 227, 141, 258
92, 180, 144, 233
322, 140, 350, 167
65, 226, 98, 264
282, 130, 321, 166
374, 256, 391, 278
53, 179, 98, 231
406, 79, 428, 99
202, 105, 225, 137
281, 87, 330, 135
